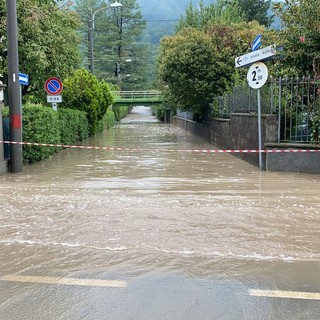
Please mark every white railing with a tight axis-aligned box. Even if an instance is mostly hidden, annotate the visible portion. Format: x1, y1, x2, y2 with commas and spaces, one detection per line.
112, 90, 162, 99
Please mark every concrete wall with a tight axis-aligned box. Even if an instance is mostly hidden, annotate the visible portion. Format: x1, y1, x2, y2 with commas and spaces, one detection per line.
265, 143, 320, 174
173, 113, 278, 169
172, 113, 320, 173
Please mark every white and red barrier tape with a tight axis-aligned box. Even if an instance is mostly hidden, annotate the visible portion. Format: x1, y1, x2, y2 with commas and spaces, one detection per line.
1, 140, 320, 154
0, 141, 320, 153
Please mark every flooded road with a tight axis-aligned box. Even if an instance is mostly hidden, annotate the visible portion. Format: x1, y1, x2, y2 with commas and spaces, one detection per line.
0, 106, 319, 319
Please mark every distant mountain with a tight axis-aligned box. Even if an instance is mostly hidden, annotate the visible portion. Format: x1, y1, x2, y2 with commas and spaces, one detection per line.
137, 0, 281, 45
136, 0, 281, 29
137, 0, 217, 45
136, 0, 215, 21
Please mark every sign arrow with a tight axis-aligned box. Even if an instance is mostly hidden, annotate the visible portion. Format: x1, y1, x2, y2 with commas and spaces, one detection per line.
236, 57, 242, 66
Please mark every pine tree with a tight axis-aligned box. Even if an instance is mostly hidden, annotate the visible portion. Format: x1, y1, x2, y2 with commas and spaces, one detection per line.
75, 0, 148, 90
176, 0, 244, 32
238, 0, 273, 27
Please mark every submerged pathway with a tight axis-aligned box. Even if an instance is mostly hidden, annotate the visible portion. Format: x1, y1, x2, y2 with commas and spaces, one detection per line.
119, 106, 160, 123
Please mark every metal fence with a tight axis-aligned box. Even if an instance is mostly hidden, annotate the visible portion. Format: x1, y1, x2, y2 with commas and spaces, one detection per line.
211, 77, 320, 144
211, 85, 273, 117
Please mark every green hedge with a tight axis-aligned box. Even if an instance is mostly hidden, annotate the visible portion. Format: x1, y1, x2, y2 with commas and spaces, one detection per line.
113, 106, 132, 122
150, 105, 166, 121
2, 103, 116, 164
58, 108, 89, 144
96, 108, 115, 133
22, 104, 61, 163
2, 104, 94, 163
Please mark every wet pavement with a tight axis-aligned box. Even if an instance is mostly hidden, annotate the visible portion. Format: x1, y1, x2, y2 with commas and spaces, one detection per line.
0, 106, 319, 319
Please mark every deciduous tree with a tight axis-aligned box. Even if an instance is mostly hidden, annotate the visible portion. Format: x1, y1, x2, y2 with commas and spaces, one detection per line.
274, 0, 320, 75
158, 27, 235, 118
62, 68, 114, 134
0, 0, 81, 102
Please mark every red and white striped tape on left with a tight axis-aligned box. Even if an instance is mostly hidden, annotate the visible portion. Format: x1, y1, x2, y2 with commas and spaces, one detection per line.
0, 140, 320, 154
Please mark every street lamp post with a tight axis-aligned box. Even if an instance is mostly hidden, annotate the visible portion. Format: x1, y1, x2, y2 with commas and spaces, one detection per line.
88, 1, 123, 75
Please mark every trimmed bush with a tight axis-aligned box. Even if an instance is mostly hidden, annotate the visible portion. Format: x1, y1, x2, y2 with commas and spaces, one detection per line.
2, 104, 91, 164
96, 107, 115, 133
151, 105, 166, 121
22, 104, 61, 163
113, 106, 131, 122
58, 108, 89, 144
61, 68, 114, 135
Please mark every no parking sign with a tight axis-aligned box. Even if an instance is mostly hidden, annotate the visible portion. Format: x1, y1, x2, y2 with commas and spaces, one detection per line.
45, 77, 63, 111
45, 77, 63, 95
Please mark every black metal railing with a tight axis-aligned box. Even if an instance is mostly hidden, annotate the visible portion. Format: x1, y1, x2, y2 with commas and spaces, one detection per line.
211, 77, 320, 144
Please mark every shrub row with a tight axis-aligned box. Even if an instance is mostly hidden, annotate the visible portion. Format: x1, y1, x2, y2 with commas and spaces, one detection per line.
3, 104, 114, 164
113, 106, 132, 122
96, 108, 115, 133
150, 105, 167, 121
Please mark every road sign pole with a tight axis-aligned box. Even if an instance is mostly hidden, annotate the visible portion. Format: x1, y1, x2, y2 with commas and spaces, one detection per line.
6, 0, 23, 173
247, 62, 268, 171
257, 89, 263, 171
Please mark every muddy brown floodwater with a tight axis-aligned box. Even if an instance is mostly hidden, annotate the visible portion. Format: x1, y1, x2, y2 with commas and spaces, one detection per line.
0, 106, 319, 319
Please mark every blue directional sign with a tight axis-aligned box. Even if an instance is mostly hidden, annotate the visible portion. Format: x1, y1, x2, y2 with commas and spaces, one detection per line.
19, 73, 29, 85
252, 34, 261, 51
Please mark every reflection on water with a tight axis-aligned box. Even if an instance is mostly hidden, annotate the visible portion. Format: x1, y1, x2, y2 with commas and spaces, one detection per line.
0, 111, 319, 319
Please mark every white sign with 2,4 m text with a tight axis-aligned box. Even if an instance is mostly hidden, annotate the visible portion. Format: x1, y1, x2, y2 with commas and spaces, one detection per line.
47, 95, 62, 103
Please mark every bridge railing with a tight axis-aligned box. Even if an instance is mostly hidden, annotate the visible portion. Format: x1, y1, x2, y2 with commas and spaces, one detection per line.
112, 90, 162, 100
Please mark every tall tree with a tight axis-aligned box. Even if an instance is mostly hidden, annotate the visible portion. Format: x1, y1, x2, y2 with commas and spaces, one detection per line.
273, 0, 320, 75
0, 0, 80, 101
158, 26, 236, 118
75, 0, 148, 90
100, 0, 147, 90
73, 0, 104, 70
157, 18, 275, 116
176, 0, 244, 32
238, 0, 273, 27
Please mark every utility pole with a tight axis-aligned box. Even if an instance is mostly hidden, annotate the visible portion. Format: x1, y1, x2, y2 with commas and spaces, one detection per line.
6, 0, 23, 173
88, 2, 123, 75
115, 62, 121, 89
88, 9, 94, 74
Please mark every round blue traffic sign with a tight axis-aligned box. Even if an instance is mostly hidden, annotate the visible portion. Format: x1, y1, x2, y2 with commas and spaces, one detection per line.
45, 77, 63, 95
